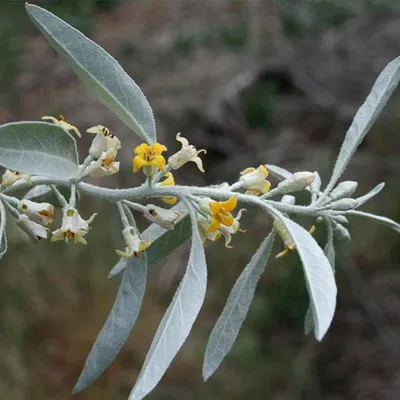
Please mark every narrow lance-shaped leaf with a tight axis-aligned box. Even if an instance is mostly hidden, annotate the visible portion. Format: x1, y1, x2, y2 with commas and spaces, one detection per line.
0, 122, 79, 178
347, 210, 400, 234
280, 216, 337, 340
264, 164, 292, 181
26, 4, 156, 144
355, 182, 385, 207
128, 200, 207, 400
0, 201, 7, 261
325, 57, 400, 194
203, 231, 275, 381
72, 255, 147, 394
109, 203, 191, 279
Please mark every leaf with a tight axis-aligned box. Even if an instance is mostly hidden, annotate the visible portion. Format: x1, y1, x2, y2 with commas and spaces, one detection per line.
355, 182, 385, 207
325, 57, 400, 194
109, 203, 191, 279
128, 201, 207, 400
202, 231, 275, 381
0, 122, 79, 178
72, 255, 147, 394
0, 201, 7, 261
264, 164, 292, 181
304, 218, 335, 336
348, 210, 400, 234
24, 184, 80, 207
26, 4, 156, 144
280, 216, 337, 340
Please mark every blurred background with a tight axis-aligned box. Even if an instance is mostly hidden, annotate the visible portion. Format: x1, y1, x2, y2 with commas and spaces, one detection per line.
1, 1, 400, 399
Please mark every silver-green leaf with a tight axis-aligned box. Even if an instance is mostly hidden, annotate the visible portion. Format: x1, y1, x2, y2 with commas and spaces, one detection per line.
280, 216, 337, 340
26, 3, 156, 143
128, 201, 207, 400
325, 57, 400, 194
264, 164, 292, 181
202, 231, 275, 381
0, 122, 79, 178
348, 210, 400, 234
109, 204, 191, 279
73, 255, 147, 394
355, 182, 385, 207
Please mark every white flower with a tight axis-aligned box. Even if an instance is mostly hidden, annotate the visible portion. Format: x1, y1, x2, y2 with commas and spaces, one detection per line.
41, 115, 81, 138
239, 165, 271, 196
18, 199, 54, 226
116, 226, 150, 258
1, 170, 31, 187
143, 205, 181, 230
86, 147, 120, 177
16, 214, 48, 243
51, 207, 96, 245
86, 125, 121, 158
167, 133, 206, 172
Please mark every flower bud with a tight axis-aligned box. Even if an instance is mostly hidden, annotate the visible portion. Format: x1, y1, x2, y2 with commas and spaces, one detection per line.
143, 205, 181, 230
281, 195, 296, 205
328, 181, 358, 202
332, 221, 351, 242
1, 170, 31, 187
329, 198, 357, 211
276, 172, 315, 194
16, 214, 48, 243
332, 215, 349, 224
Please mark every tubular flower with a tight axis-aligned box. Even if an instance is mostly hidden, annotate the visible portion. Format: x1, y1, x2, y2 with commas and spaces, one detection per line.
86, 147, 120, 177
16, 215, 48, 243
41, 114, 81, 138
168, 133, 206, 172
51, 207, 97, 245
156, 172, 177, 205
208, 194, 238, 233
116, 226, 151, 258
1, 170, 32, 187
18, 199, 54, 226
239, 165, 271, 196
198, 219, 221, 244
133, 143, 167, 174
143, 205, 181, 230
274, 220, 316, 258
86, 125, 121, 158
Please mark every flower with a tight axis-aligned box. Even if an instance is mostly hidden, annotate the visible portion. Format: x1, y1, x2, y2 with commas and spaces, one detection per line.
86, 125, 121, 158
156, 172, 177, 205
133, 143, 167, 174
41, 115, 81, 138
18, 199, 54, 226
51, 207, 96, 245
198, 208, 246, 248
116, 226, 151, 258
16, 214, 48, 243
86, 147, 120, 177
239, 165, 271, 196
1, 170, 32, 187
208, 194, 238, 233
168, 133, 206, 172
143, 205, 181, 230
274, 219, 316, 258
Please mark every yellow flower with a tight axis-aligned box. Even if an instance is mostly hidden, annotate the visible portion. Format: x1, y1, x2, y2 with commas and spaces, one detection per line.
168, 133, 206, 172
208, 194, 238, 233
41, 115, 81, 138
1, 170, 31, 187
239, 165, 271, 196
156, 172, 177, 205
116, 226, 151, 258
132, 143, 167, 173
51, 207, 96, 245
